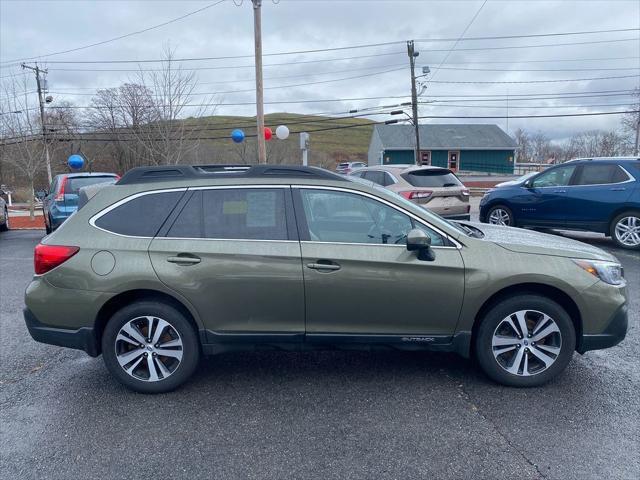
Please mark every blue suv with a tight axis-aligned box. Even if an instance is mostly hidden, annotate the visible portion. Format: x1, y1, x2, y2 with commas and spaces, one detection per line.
43, 172, 119, 233
479, 157, 640, 250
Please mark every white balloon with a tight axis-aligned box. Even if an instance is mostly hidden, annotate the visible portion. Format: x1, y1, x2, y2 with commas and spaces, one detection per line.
275, 125, 290, 140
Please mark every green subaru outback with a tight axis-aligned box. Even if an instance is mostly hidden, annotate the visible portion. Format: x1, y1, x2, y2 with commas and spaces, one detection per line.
24, 165, 628, 393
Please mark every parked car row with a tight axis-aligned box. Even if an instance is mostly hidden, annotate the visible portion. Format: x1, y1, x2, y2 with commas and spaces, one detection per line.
480, 157, 640, 250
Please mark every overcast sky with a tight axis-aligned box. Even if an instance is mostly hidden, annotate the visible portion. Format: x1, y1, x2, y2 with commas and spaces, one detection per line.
1, 0, 639, 142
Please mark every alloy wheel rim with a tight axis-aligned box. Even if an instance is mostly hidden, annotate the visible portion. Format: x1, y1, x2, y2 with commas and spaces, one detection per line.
614, 216, 640, 247
492, 310, 562, 377
489, 208, 511, 226
114, 316, 183, 382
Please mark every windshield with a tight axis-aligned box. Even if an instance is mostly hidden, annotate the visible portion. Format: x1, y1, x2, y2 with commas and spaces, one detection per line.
66, 176, 117, 194
401, 169, 463, 188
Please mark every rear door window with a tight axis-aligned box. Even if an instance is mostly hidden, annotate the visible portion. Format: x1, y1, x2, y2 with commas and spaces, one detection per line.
573, 164, 629, 185
167, 188, 288, 241
94, 191, 183, 237
401, 169, 462, 188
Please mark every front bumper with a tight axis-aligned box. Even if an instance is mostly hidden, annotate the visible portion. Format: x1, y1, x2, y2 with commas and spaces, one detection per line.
24, 308, 99, 357
578, 303, 628, 353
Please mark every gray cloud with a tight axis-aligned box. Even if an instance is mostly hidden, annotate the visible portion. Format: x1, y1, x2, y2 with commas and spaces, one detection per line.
1, 0, 638, 140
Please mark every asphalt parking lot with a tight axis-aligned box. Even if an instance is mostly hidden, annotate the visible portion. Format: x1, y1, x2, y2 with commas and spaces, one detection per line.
1, 226, 638, 480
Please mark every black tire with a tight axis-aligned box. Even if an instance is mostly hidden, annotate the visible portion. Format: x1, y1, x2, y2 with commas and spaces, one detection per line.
475, 294, 575, 387
44, 212, 52, 234
0, 208, 8, 231
486, 204, 515, 227
102, 301, 200, 393
610, 211, 640, 250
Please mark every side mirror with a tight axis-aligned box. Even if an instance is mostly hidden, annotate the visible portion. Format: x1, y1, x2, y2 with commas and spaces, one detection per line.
406, 228, 436, 261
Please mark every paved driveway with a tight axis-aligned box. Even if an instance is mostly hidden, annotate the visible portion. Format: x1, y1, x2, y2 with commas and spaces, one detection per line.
1, 229, 638, 480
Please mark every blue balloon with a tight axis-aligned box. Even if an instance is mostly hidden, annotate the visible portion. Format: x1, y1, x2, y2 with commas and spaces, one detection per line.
67, 154, 84, 170
231, 129, 245, 143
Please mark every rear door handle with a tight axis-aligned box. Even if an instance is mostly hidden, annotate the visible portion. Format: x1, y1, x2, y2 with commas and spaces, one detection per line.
553, 190, 567, 193
610, 187, 626, 191
307, 261, 341, 272
167, 254, 201, 265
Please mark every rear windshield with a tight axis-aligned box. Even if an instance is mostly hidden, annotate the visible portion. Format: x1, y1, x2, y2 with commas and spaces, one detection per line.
338, 163, 350, 168
66, 176, 117, 194
401, 169, 462, 188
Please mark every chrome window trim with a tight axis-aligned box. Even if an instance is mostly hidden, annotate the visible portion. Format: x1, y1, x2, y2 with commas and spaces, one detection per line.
300, 240, 458, 250
89, 184, 291, 239
531, 164, 636, 189
156, 237, 297, 244
292, 184, 463, 249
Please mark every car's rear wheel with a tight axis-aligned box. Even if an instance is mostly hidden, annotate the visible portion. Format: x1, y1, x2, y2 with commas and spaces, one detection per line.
610, 212, 640, 250
102, 301, 200, 393
487, 205, 514, 227
475, 295, 575, 387
0, 208, 8, 231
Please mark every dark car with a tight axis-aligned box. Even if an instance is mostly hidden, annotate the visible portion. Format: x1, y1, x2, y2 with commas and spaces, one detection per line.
479, 157, 640, 250
43, 173, 119, 233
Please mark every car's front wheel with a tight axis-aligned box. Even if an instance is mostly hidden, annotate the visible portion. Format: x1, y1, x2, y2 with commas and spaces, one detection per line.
102, 301, 200, 393
610, 211, 640, 250
475, 295, 575, 387
486, 205, 514, 227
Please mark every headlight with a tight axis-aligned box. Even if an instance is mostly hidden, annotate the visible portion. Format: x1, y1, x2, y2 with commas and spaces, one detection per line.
573, 259, 625, 286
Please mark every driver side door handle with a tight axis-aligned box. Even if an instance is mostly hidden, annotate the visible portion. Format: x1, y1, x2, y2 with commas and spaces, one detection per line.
307, 260, 341, 272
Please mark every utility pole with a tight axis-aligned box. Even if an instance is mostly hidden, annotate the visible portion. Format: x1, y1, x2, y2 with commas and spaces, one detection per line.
252, 0, 267, 164
407, 41, 421, 165
22, 63, 52, 183
634, 116, 639, 156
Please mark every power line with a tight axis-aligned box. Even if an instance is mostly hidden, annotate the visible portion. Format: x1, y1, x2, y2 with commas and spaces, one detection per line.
3, 109, 637, 146
0, 0, 228, 65
8, 27, 637, 66
427, 0, 488, 84
435, 66, 640, 73
428, 74, 639, 84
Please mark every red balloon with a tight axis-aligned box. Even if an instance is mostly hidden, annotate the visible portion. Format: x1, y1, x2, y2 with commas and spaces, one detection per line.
264, 127, 273, 141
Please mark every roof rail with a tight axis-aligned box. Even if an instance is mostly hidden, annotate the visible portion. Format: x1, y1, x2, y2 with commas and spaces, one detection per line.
117, 164, 347, 185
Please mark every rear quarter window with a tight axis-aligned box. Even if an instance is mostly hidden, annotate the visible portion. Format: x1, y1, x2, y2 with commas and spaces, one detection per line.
94, 191, 183, 237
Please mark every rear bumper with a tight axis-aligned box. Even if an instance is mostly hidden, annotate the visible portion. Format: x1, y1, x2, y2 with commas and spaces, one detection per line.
578, 303, 628, 354
24, 308, 99, 357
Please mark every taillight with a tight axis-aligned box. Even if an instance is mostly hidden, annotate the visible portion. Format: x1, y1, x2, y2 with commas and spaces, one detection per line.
462, 188, 470, 196
34, 244, 79, 275
400, 190, 432, 200
54, 176, 68, 202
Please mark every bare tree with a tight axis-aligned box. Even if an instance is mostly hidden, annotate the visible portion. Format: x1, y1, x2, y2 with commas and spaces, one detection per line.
621, 87, 639, 155
1, 76, 47, 218
530, 131, 552, 163
133, 45, 216, 165
513, 128, 530, 162
87, 46, 216, 167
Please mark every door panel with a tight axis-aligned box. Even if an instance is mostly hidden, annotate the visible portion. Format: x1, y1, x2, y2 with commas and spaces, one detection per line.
295, 187, 465, 336
148, 186, 304, 335
149, 238, 305, 334
301, 242, 465, 335
563, 164, 634, 230
511, 164, 577, 225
